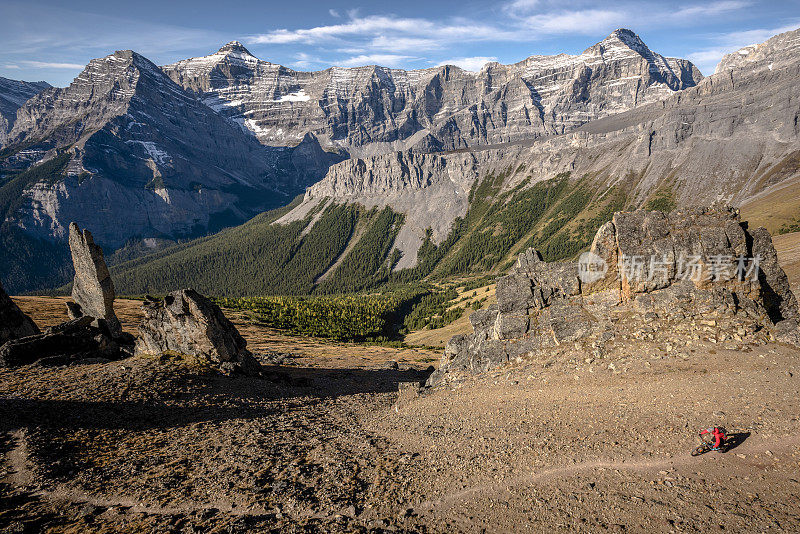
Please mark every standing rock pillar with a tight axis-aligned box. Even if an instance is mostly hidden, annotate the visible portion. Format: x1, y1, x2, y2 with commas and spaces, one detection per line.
68, 222, 121, 336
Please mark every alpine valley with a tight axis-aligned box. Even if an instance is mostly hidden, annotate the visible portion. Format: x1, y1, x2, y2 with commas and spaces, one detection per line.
1, 28, 799, 295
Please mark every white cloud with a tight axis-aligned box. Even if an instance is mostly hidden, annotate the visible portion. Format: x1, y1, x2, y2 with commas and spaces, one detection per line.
523, 9, 627, 35
437, 56, 497, 71
368, 35, 442, 52
3, 64, 21, 69
249, 15, 516, 46
687, 22, 800, 74
672, 1, 751, 18
329, 9, 340, 18
21, 60, 85, 69
338, 54, 418, 67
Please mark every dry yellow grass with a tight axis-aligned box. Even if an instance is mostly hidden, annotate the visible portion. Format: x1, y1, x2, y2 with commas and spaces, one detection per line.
12, 296, 441, 369
405, 283, 496, 348
740, 176, 800, 234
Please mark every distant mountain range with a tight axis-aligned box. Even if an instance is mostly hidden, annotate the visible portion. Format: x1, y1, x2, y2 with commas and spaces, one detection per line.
1, 27, 798, 295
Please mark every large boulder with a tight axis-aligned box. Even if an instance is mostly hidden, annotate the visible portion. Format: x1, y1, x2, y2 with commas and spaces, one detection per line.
0, 281, 39, 346
429, 206, 799, 386
134, 289, 262, 375
68, 222, 121, 336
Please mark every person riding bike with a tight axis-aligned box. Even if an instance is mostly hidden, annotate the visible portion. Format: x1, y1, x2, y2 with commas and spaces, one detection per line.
699, 426, 727, 451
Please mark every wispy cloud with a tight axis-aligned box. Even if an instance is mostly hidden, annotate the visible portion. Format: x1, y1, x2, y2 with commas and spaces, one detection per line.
338, 54, 418, 67
21, 60, 86, 69
687, 22, 800, 74
522, 9, 627, 35
437, 56, 497, 71
248, 15, 516, 46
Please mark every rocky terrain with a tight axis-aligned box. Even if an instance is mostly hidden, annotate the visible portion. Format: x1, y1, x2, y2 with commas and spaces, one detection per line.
279, 26, 800, 270
2, 277, 799, 532
163, 31, 701, 155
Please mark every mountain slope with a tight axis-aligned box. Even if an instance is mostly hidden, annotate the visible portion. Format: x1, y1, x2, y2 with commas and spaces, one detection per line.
0, 51, 342, 293
0, 77, 50, 147
117, 26, 800, 296
163, 30, 702, 155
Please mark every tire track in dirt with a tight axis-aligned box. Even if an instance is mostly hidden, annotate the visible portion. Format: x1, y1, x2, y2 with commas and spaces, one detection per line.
417, 432, 800, 511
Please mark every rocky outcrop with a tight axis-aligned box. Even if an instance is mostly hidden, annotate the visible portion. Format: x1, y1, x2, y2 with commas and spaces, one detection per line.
428, 206, 799, 386
134, 289, 262, 375
0, 316, 126, 368
68, 222, 121, 336
0, 281, 39, 345
164, 30, 701, 154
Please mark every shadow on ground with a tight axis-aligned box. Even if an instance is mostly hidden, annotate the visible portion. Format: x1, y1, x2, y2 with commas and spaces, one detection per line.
0, 364, 432, 433
724, 432, 751, 452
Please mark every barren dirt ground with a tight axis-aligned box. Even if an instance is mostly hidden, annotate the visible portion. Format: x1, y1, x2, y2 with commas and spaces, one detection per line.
2, 292, 800, 532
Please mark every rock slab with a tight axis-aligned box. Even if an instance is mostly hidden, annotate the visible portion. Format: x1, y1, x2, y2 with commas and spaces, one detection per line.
0, 316, 123, 368
134, 289, 262, 375
0, 281, 39, 346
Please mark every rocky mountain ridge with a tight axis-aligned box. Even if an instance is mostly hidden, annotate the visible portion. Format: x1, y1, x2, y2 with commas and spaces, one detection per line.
163, 30, 702, 155
281, 26, 800, 271
0, 51, 341, 292
0, 77, 50, 146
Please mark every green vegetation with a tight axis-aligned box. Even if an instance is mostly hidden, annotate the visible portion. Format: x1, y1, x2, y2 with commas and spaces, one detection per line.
778, 217, 800, 235
113, 201, 408, 297
644, 184, 677, 212
219, 293, 406, 341
0, 152, 71, 220
401, 288, 459, 331
316, 207, 405, 294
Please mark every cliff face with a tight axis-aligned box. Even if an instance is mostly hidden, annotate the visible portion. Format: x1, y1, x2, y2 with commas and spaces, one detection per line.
0, 77, 50, 146
283, 27, 800, 269
1, 51, 342, 249
164, 30, 702, 155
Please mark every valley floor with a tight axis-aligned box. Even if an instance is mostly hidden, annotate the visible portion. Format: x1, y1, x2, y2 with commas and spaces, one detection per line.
1, 297, 799, 532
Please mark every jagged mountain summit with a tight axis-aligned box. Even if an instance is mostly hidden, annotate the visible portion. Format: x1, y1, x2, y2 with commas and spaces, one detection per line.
163, 29, 702, 155
0, 77, 50, 146
111, 25, 800, 298
0, 50, 341, 292
271, 26, 800, 272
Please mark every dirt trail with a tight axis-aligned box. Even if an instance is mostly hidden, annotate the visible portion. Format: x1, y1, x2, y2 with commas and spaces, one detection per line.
418, 432, 800, 511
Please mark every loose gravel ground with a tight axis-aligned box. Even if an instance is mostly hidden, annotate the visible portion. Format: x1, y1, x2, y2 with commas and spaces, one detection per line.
1, 297, 799, 532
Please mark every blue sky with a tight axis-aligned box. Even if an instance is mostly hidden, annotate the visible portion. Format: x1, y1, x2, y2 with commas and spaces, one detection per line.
1, 0, 798, 86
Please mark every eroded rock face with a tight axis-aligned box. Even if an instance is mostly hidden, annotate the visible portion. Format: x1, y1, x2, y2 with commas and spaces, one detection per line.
134, 289, 262, 375
428, 206, 799, 386
68, 222, 121, 336
164, 31, 701, 154
0, 281, 39, 345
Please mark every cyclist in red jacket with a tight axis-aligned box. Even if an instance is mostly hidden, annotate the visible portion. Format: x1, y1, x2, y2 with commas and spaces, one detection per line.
700, 426, 727, 451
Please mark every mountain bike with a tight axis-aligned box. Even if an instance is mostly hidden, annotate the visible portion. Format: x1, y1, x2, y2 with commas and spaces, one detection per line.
691, 427, 727, 456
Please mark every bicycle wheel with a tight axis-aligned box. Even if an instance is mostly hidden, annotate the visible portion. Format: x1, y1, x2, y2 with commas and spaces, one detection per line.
691, 444, 708, 456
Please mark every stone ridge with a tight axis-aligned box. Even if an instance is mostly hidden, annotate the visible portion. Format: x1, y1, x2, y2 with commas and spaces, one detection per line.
1, 48, 343, 257
0, 77, 50, 145
163, 29, 702, 154
428, 207, 800, 386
